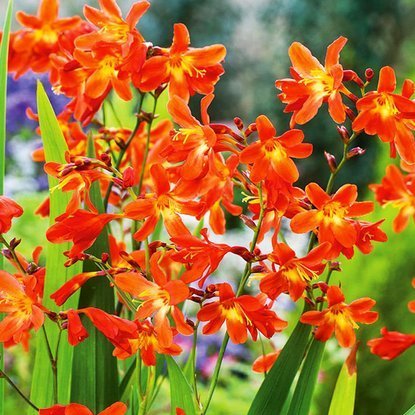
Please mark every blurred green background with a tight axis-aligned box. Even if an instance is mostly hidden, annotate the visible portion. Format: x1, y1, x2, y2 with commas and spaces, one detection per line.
4, 0, 415, 414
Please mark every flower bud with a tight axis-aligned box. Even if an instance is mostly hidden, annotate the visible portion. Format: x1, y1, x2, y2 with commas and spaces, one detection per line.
365, 68, 374, 82
244, 123, 257, 137
336, 125, 350, 143
345, 108, 356, 122
347, 147, 366, 159
240, 214, 257, 231
324, 151, 337, 173
234, 117, 244, 131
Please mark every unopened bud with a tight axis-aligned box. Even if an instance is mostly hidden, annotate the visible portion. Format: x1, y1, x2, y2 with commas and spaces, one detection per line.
9, 238, 21, 249
314, 282, 329, 293
122, 167, 135, 189
251, 265, 265, 273
244, 123, 257, 137
186, 319, 195, 328
329, 261, 341, 272
347, 147, 366, 159
315, 296, 325, 303
101, 252, 110, 263
26, 263, 40, 275
234, 117, 244, 131
206, 284, 216, 294
365, 68, 374, 82
336, 125, 350, 143
100, 153, 112, 167
1, 249, 12, 259
240, 214, 257, 231
345, 108, 356, 122
324, 151, 337, 173
154, 84, 168, 98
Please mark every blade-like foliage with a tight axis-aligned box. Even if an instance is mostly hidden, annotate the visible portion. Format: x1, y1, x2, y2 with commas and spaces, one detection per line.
248, 314, 311, 415
328, 346, 358, 415
70, 138, 119, 412
0, 2, 13, 414
30, 82, 83, 412
166, 356, 197, 415
287, 339, 325, 415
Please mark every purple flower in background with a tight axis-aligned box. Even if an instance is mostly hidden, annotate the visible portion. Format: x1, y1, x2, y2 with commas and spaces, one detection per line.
6, 72, 68, 135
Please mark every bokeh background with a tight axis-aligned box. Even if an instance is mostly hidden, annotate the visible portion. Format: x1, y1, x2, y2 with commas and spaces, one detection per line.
4, 0, 415, 413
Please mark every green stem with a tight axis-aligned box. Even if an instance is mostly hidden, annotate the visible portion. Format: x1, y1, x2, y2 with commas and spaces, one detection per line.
0, 369, 39, 411
42, 326, 58, 403
104, 94, 146, 210
203, 184, 265, 413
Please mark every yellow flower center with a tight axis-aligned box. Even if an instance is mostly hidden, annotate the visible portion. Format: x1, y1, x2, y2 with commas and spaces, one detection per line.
376, 93, 398, 118
302, 69, 335, 96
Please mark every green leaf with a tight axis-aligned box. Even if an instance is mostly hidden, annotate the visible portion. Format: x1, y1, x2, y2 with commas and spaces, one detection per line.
247, 311, 311, 415
30, 82, 83, 412
404, 404, 415, 415
287, 339, 325, 415
328, 345, 358, 415
0, 2, 13, 414
165, 356, 197, 415
70, 137, 119, 412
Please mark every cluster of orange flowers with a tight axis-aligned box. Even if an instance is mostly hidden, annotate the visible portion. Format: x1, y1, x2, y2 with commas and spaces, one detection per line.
3, 0, 415, 412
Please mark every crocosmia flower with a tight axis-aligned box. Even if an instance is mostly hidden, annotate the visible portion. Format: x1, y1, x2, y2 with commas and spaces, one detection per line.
197, 283, 287, 344
0, 271, 45, 347
39, 402, 127, 415
300, 286, 378, 347
353, 67, 415, 164
0, 196, 23, 233
240, 115, 312, 183
138, 23, 226, 101
370, 164, 415, 233
276, 37, 353, 127
368, 328, 415, 360
290, 183, 374, 257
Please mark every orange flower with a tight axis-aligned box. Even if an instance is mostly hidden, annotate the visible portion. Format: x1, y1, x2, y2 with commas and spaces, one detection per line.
115, 251, 193, 341
258, 242, 330, 302
290, 183, 374, 256
368, 328, 415, 360
138, 23, 226, 101
46, 210, 120, 259
353, 67, 415, 164
0, 271, 45, 347
129, 320, 182, 366
10, 0, 82, 77
300, 286, 378, 347
39, 402, 127, 415
197, 283, 287, 344
252, 350, 280, 373
73, 43, 134, 101
170, 228, 241, 286
240, 115, 312, 183
165, 94, 219, 180
44, 154, 112, 215
123, 164, 203, 241
370, 164, 415, 233
276, 37, 352, 127
0, 196, 23, 233
76, 0, 150, 47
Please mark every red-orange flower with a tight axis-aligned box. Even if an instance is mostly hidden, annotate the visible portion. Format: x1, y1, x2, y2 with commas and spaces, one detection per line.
39, 402, 127, 415
123, 164, 203, 241
300, 286, 378, 347
258, 242, 330, 302
115, 251, 193, 341
46, 210, 120, 259
353, 67, 415, 164
370, 164, 415, 232
0, 196, 23, 233
138, 23, 226, 101
129, 320, 182, 366
290, 183, 374, 257
240, 115, 312, 183
276, 37, 352, 127
76, 0, 149, 47
252, 350, 280, 373
9, 0, 82, 78
368, 328, 415, 360
197, 283, 287, 344
0, 271, 45, 347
